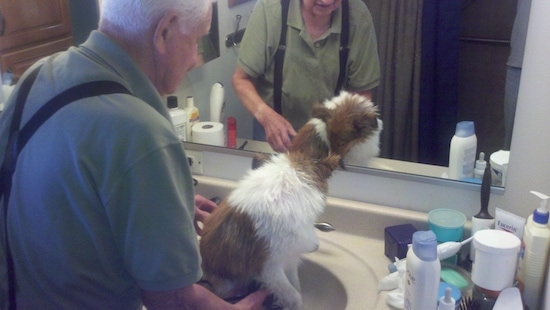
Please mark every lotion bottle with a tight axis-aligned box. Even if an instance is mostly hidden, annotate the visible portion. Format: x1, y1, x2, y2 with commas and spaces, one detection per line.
167, 96, 187, 141
518, 190, 550, 310
405, 230, 440, 310
184, 96, 200, 141
448, 121, 477, 180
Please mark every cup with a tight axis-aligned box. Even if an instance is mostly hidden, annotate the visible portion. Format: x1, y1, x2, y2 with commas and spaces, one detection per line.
428, 208, 467, 243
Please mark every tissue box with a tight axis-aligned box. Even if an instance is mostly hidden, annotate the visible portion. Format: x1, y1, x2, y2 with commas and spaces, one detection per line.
384, 224, 417, 260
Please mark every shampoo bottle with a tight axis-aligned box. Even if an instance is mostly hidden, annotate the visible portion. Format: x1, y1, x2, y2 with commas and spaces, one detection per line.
448, 121, 477, 180
405, 230, 441, 310
167, 96, 187, 141
518, 190, 550, 310
184, 96, 200, 141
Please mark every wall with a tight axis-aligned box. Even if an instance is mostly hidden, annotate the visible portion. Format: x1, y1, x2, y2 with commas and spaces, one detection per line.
172, 0, 257, 140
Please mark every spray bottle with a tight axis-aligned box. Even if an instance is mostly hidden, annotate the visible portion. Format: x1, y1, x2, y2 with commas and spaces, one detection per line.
518, 190, 550, 310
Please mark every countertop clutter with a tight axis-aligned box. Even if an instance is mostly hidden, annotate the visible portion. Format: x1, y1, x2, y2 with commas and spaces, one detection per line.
193, 174, 534, 309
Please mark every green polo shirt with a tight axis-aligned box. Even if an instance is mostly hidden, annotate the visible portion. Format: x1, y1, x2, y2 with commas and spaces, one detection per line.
237, 0, 380, 130
0, 31, 200, 308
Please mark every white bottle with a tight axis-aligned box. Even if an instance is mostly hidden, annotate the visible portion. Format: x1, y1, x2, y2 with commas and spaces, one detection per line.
473, 152, 486, 180
209, 82, 225, 123
404, 230, 441, 310
167, 96, 187, 141
448, 121, 477, 180
518, 190, 550, 310
184, 96, 200, 141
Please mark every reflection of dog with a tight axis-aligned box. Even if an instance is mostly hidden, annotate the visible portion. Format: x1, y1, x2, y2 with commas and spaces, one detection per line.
199, 92, 381, 309
290, 91, 382, 166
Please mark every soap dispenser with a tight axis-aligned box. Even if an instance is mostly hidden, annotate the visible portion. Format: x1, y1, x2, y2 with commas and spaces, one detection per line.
518, 190, 550, 310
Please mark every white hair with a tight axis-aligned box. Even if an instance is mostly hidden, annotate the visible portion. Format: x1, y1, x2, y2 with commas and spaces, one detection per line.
99, 0, 211, 36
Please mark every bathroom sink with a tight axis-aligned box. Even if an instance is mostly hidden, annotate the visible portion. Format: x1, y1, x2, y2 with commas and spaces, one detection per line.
299, 258, 347, 309
298, 233, 383, 310
194, 175, 431, 309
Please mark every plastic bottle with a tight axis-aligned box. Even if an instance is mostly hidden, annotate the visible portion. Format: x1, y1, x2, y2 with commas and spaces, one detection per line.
518, 190, 550, 310
167, 96, 187, 141
448, 121, 477, 180
473, 152, 486, 180
209, 82, 225, 123
227, 116, 237, 148
437, 287, 455, 310
404, 230, 441, 310
184, 96, 200, 141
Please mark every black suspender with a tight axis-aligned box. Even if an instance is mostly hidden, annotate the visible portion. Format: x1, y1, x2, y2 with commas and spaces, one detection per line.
0, 64, 132, 309
336, 0, 350, 95
273, 0, 350, 115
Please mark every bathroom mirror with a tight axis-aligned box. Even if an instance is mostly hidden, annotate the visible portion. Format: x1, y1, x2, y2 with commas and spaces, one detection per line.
193, 0, 517, 188
79, 0, 519, 187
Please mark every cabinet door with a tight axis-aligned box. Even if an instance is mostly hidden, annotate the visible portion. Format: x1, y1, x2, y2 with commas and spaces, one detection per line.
0, 0, 73, 75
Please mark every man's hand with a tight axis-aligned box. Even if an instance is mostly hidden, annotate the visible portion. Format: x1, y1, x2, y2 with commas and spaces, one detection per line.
194, 194, 217, 236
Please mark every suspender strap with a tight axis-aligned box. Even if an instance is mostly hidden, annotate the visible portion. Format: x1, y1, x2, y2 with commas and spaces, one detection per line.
1, 64, 132, 309
335, 0, 350, 96
273, 0, 290, 115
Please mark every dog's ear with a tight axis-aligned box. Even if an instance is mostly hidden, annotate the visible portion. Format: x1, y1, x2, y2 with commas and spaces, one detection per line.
311, 102, 331, 123
354, 113, 379, 137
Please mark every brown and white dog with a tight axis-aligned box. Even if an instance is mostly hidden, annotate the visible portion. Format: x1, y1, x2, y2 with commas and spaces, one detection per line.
199, 92, 382, 309
290, 91, 382, 166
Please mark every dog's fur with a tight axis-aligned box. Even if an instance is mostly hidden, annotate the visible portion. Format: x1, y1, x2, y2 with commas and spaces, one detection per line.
289, 91, 382, 166
199, 92, 382, 309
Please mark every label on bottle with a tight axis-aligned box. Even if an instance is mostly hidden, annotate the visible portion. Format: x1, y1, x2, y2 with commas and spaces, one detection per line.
174, 123, 187, 141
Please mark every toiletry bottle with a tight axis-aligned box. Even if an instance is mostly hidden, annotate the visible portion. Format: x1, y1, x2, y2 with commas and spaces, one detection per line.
209, 82, 225, 123
184, 96, 200, 141
517, 190, 550, 310
474, 152, 486, 180
167, 96, 187, 141
448, 121, 477, 180
404, 230, 441, 310
437, 287, 455, 310
470, 162, 494, 261
227, 116, 237, 148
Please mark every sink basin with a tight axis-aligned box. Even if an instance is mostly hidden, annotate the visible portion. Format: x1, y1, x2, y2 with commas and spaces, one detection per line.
299, 258, 347, 309
298, 233, 382, 310
193, 174, 431, 309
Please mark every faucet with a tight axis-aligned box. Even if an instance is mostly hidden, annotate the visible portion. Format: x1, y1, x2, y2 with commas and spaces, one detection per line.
314, 222, 335, 232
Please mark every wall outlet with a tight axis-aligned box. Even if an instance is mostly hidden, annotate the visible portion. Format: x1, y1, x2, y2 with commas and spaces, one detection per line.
186, 150, 203, 175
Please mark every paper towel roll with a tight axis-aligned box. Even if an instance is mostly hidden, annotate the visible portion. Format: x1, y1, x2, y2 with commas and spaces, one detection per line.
192, 121, 225, 146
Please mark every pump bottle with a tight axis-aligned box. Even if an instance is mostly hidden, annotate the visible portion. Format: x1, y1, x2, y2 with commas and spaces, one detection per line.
448, 121, 477, 180
404, 230, 440, 310
518, 190, 550, 310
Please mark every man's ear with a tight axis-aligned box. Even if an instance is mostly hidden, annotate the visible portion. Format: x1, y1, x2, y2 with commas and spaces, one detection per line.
153, 12, 179, 54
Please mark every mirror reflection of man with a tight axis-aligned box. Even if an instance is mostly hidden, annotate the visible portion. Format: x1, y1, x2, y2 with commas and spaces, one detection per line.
233, 0, 380, 152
